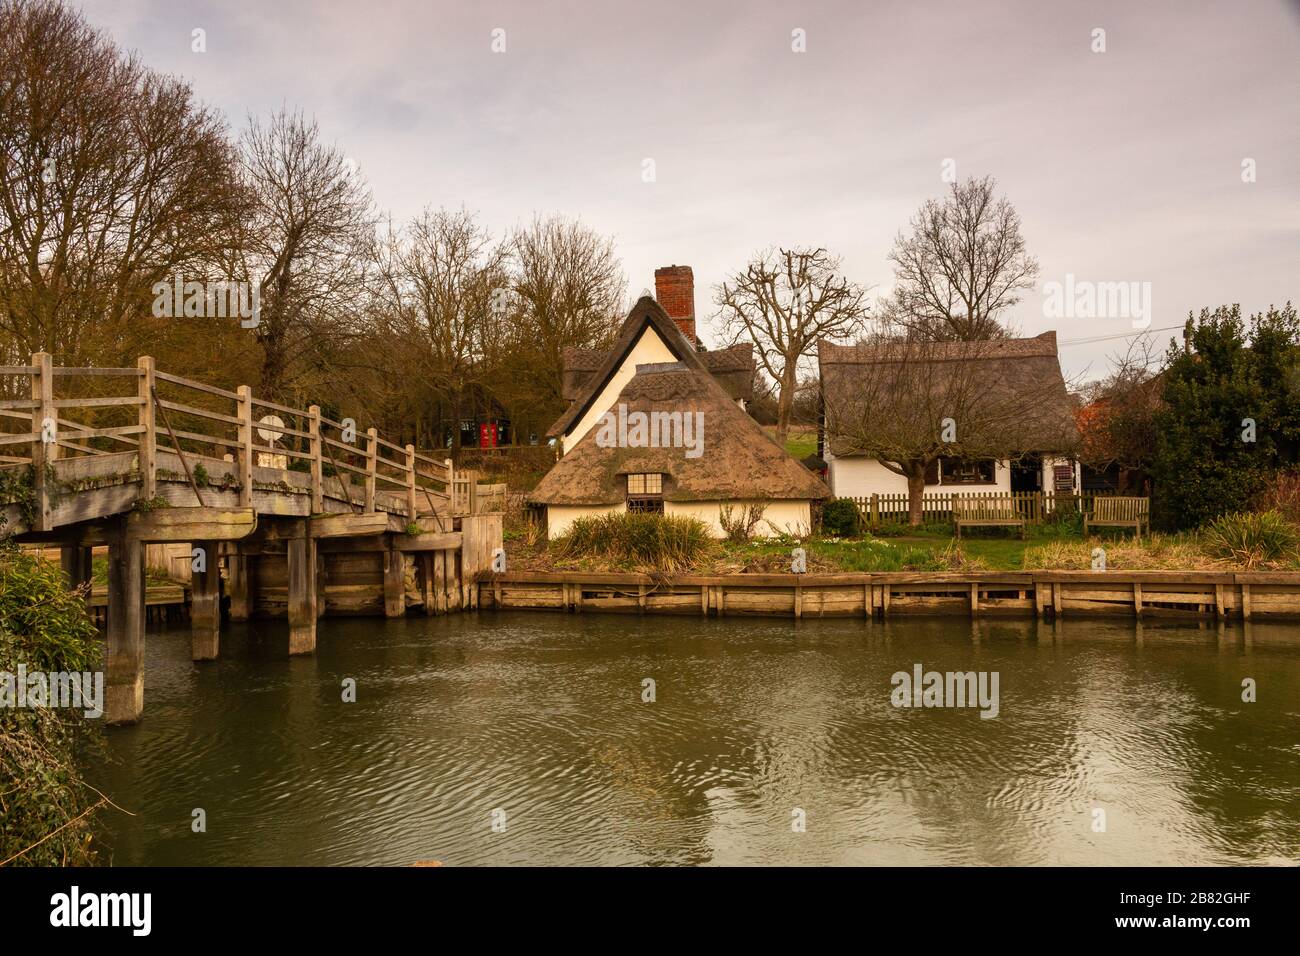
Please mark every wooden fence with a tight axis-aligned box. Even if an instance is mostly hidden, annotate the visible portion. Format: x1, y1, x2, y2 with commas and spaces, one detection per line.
842, 491, 1122, 527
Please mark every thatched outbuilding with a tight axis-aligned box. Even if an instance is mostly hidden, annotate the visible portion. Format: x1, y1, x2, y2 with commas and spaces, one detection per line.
818, 331, 1079, 497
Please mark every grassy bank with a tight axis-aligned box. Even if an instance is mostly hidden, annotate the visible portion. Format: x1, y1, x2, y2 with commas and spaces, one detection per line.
505, 510, 1300, 575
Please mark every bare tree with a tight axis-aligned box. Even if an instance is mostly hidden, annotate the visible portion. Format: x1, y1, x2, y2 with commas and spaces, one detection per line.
372, 207, 510, 449
0, 0, 241, 366
715, 247, 869, 447
821, 335, 1076, 525
238, 109, 375, 401
881, 176, 1038, 342
509, 214, 625, 420
1076, 334, 1164, 491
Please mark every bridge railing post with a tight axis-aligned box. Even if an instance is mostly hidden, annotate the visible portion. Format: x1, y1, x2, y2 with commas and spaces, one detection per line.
405, 443, 417, 519
364, 427, 377, 512
137, 356, 156, 499
236, 385, 253, 507
464, 469, 479, 515
309, 405, 323, 514
30, 352, 54, 531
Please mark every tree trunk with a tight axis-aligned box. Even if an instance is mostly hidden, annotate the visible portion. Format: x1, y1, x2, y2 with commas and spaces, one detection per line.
906, 460, 927, 527
257, 295, 291, 403
774, 367, 797, 449
259, 339, 286, 403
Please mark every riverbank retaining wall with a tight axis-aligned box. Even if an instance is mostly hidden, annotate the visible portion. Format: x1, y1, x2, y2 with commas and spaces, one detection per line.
475, 570, 1300, 621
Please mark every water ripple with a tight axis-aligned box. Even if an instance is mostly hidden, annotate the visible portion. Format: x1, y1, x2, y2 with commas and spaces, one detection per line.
87, 614, 1300, 866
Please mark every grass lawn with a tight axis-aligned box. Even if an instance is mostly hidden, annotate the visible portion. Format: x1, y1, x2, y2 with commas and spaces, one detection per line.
874, 525, 1066, 570
718, 525, 1073, 573
508, 511, 1297, 575
762, 425, 818, 460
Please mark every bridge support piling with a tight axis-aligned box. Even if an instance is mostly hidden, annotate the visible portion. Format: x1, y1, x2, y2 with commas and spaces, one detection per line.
227, 552, 250, 621
384, 547, 406, 617
105, 522, 145, 724
420, 553, 435, 616
191, 540, 221, 661
287, 535, 317, 655
59, 545, 93, 592
316, 552, 328, 619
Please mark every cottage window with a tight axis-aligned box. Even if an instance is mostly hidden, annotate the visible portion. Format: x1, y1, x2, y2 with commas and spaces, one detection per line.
626, 473, 664, 513
940, 457, 997, 485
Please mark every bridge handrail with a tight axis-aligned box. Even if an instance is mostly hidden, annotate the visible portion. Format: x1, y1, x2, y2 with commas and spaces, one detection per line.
0, 352, 505, 531
154, 370, 242, 402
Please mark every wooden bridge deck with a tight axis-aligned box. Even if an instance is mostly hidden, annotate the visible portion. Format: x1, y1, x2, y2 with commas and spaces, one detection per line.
1, 353, 505, 724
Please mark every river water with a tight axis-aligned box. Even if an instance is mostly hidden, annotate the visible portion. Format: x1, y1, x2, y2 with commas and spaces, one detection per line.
88, 612, 1300, 866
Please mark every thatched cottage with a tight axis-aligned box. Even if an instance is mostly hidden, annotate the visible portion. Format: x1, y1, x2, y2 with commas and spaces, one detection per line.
531, 266, 829, 538
818, 331, 1079, 499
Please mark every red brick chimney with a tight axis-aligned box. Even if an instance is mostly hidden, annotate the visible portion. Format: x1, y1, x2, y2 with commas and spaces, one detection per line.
654, 265, 696, 347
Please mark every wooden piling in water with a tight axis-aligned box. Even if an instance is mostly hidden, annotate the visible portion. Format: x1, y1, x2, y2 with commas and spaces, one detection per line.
105, 519, 145, 724
286, 533, 316, 655
383, 547, 406, 617
227, 552, 251, 620
191, 540, 221, 660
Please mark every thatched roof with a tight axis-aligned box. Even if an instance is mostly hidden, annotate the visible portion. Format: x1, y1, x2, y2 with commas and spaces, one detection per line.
562, 342, 755, 404
818, 331, 1077, 458
548, 296, 754, 438
530, 363, 829, 505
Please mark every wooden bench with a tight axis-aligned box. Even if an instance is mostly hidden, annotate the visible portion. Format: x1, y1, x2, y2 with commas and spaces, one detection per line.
952, 495, 1026, 539
1084, 496, 1150, 540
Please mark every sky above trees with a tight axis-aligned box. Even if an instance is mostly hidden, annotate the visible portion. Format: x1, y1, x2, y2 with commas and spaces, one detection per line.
91, 0, 1300, 380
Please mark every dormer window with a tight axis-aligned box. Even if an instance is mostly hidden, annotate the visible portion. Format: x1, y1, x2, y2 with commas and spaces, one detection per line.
626, 473, 664, 513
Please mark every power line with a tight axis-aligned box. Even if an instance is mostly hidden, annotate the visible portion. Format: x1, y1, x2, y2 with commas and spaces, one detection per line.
1057, 324, 1183, 347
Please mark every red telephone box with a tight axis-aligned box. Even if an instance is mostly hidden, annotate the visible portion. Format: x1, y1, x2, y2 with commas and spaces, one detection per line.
479, 422, 498, 448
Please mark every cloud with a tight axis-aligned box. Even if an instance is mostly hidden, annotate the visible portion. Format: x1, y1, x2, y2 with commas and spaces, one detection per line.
91, 0, 1300, 378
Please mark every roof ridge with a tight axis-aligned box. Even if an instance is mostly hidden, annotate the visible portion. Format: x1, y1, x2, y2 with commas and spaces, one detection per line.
818, 331, 1061, 365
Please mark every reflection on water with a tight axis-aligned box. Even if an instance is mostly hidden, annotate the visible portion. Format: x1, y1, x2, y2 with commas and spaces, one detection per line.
88, 612, 1300, 866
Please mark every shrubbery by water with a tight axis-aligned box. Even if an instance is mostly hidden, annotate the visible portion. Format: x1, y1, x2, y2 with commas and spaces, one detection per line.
1201, 510, 1299, 569
0, 541, 105, 866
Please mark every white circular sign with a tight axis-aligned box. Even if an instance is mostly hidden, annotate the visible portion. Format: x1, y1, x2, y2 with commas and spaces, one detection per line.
257, 414, 285, 444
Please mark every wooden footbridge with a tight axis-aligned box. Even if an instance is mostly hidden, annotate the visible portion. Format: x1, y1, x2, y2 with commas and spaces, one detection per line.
1, 353, 504, 724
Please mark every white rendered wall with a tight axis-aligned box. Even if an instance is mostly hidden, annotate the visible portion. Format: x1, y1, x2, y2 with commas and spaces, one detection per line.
826, 454, 1011, 498
547, 500, 812, 539
665, 500, 812, 538
545, 504, 623, 539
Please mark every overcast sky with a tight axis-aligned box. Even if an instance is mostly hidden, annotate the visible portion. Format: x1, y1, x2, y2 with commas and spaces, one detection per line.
91, 0, 1300, 381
